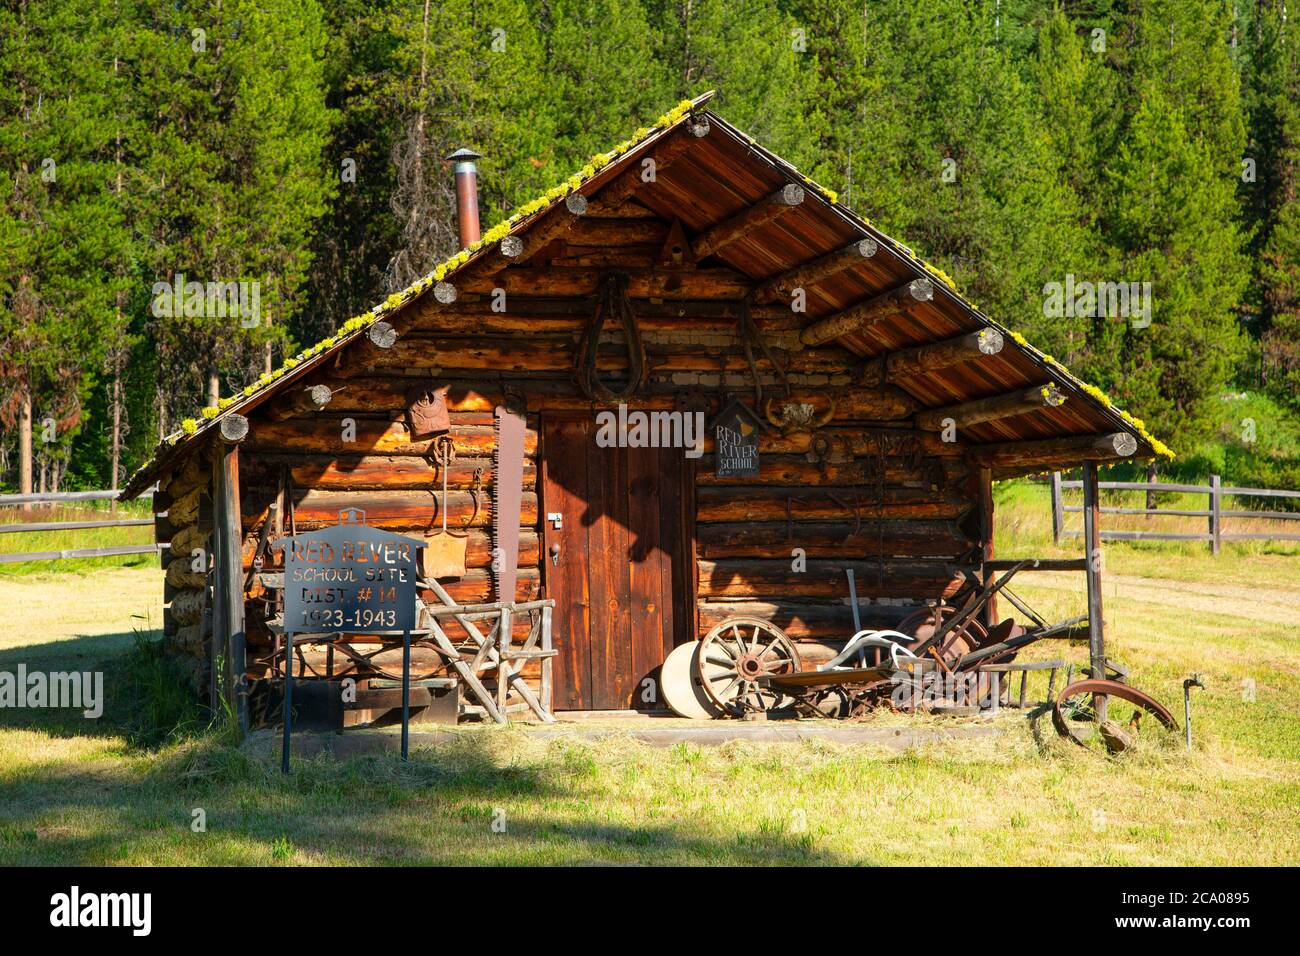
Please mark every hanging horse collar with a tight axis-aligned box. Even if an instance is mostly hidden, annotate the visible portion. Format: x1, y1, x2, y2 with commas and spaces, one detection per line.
575, 271, 648, 403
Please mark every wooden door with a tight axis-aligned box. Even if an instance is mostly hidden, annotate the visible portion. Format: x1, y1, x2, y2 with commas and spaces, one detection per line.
541, 415, 690, 710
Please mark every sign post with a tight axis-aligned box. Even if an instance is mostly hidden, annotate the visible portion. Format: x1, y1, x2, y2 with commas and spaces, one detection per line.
272, 509, 422, 771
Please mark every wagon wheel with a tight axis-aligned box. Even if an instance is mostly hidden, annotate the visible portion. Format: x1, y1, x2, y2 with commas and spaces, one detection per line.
696, 618, 801, 718
1052, 678, 1178, 754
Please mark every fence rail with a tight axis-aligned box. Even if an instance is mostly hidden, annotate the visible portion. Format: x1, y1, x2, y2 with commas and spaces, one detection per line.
1050, 472, 1300, 553
0, 488, 162, 564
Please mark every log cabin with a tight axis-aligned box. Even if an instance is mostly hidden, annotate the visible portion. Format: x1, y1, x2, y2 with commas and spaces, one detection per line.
119, 92, 1172, 729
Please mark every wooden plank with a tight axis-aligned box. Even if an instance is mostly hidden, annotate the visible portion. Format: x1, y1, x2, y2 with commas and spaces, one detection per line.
541, 417, 594, 710
213, 437, 247, 735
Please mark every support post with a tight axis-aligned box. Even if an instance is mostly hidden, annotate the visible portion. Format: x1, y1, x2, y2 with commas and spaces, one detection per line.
1209, 474, 1222, 556
1050, 471, 1063, 545
977, 466, 997, 628
401, 629, 411, 761
213, 420, 248, 735
1082, 462, 1106, 719
282, 631, 294, 774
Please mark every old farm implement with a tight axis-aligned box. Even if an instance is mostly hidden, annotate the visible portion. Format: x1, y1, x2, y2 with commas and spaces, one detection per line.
665, 558, 1176, 732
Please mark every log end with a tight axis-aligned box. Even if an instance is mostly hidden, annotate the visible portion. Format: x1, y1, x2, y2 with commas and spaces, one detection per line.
688, 115, 711, 138
1110, 432, 1139, 457
564, 192, 589, 215
976, 328, 1004, 355
307, 384, 334, 410
218, 414, 249, 444
433, 281, 458, 304
855, 238, 879, 259
777, 183, 805, 206
500, 235, 524, 258
1040, 383, 1066, 408
908, 277, 935, 302
367, 320, 398, 348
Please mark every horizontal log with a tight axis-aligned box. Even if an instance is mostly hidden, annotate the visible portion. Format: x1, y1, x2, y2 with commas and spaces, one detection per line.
692, 184, 804, 260
267, 384, 335, 422
162, 456, 206, 499
168, 588, 207, 625
167, 487, 204, 526
696, 520, 974, 559
698, 558, 970, 600
753, 239, 879, 304
966, 432, 1138, 469
243, 455, 536, 492
242, 489, 538, 533
695, 486, 972, 522
706, 428, 965, 458
246, 420, 538, 458
696, 454, 967, 488
915, 383, 1065, 431
860, 328, 1004, 385
166, 557, 205, 590
339, 335, 847, 377
458, 266, 753, 299
697, 600, 924, 641
800, 278, 934, 346
407, 295, 804, 328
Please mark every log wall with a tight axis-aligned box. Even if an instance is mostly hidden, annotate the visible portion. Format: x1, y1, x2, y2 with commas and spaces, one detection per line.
158, 213, 987, 694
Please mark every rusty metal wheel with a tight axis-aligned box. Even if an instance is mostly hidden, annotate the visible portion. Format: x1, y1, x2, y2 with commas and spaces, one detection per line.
1052, 678, 1178, 753
697, 618, 801, 718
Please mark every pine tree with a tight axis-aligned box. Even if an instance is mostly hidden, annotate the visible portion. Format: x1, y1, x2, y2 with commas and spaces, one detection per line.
0, 0, 133, 493
1243, 0, 1300, 410
133, 0, 334, 424
1101, 0, 1251, 446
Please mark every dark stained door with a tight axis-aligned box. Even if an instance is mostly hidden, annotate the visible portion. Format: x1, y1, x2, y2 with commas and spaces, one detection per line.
541, 415, 689, 710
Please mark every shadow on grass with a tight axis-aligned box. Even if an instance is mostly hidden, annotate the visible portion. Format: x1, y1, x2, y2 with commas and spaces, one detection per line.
0, 728, 852, 865
0, 629, 206, 748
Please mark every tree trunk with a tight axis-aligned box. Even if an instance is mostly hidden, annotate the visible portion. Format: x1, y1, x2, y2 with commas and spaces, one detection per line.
207, 371, 220, 407
18, 387, 32, 514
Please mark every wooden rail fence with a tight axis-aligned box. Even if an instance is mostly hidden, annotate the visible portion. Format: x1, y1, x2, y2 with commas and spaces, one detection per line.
1050, 472, 1300, 554
0, 489, 161, 564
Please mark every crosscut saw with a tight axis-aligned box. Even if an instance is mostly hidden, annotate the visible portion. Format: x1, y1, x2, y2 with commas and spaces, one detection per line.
492, 404, 528, 604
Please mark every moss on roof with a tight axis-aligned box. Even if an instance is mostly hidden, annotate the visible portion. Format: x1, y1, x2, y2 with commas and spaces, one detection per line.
135, 93, 1171, 493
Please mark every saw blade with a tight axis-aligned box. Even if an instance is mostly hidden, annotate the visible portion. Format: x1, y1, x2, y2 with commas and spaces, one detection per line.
492, 404, 528, 605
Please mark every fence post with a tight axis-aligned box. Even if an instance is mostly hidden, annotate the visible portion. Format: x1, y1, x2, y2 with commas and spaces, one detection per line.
1209, 474, 1221, 556
1050, 471, 1063, 545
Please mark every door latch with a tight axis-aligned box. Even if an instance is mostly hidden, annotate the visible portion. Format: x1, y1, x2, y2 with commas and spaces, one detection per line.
549, 543, 561, 567
547, 512, 563, 529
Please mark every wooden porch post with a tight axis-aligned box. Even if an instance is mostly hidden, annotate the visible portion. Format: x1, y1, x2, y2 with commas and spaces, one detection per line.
977, 466, 997, 628
213, 415, 249, 735
1082, 462, 1107, 718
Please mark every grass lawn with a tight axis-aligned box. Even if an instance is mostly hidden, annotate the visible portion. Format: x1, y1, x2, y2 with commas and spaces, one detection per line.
0, 485, 1297, 866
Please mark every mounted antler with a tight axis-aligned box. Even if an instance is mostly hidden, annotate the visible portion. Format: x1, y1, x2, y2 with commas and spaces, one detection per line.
763, 396, 836, 435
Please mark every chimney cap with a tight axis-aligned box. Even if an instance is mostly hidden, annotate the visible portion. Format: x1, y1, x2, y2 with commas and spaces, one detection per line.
445, 147, 482, 163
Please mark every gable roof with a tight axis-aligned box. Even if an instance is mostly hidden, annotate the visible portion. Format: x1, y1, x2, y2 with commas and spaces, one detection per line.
121, 91, 1171, 499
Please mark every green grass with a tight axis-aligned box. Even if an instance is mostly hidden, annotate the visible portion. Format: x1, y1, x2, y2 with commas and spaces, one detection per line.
0, 498, 158, 576
0, 494, 1297, 866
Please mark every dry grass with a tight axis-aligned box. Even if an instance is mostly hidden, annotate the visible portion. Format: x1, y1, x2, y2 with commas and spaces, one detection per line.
0, 486, 1296, 866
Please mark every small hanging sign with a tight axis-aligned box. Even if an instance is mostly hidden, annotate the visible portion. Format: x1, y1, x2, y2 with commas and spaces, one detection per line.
712, 399, 762, 478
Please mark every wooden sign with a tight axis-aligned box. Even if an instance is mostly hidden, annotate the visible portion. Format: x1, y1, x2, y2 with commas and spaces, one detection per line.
274, 509, 422, 633
713, 399, 761, 478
